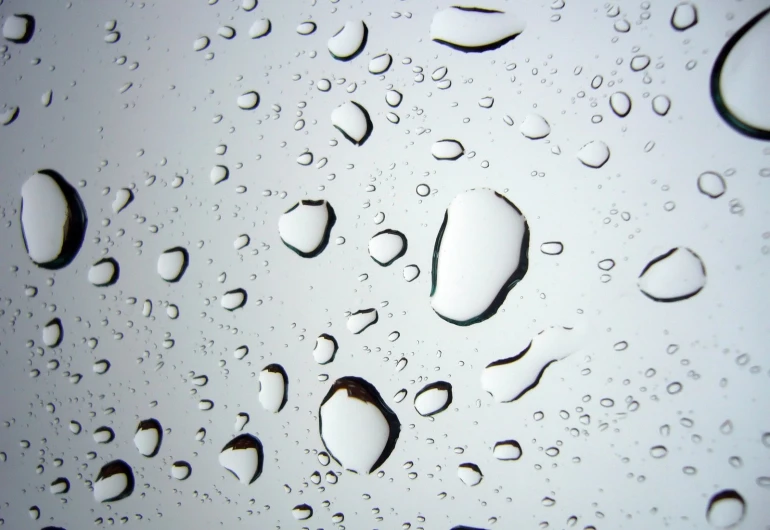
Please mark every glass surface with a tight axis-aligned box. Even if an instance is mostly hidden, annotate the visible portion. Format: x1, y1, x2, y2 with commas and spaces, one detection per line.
1, 0, 769, 528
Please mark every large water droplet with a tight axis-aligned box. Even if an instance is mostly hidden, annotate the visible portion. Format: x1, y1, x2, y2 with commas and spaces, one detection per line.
134, 419, 162, 457
221, 288, 247, 311
278, 200, 336, 258
157, 247, 189, 282
347, 308, 378, 334
432, 139, 465, 160
609, 92, 631, 117
430, 189, 529, 326
638, 247, 706, 302
328, 21, 367, 61
219, 434, 264, 485
430, 7, 525, 53
170, 461, 191, 480
577, 141, 610, 168
292, 504, 313, 520
331, 101, 372, 145
237, 91, 259, 110
259, 364, 288, 413
457, 463, 483, 486
493, 440, 522, 460
313, 334, 338, 364
94, 460, 134, 502
706, 490, 745, 528
319, 376, 400, 473
369, 229, 407, 266
43, 318, 62, 348
414, 382, 452, 416
248, 18, 271, 39
20, 171, 87, 269
369, 53, 392, 74
3, 14, 34, 44
710, 8, 770, 139
88, 258, 119, 287
520, 114, 550, 139
671, 2, 698, 31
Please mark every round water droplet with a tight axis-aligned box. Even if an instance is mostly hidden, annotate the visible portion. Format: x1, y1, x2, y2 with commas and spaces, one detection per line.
248, 18, 271, 38
414, 382, 452, 416
292, 504, 313, 520
432, 66, 448, 81
403, 264, 420, 282
697, 171, 726, 198
328, 20, 367, 61
171, 461, 191, 480
219, 434, 264, 485
313, 334, 338, 364
319, 376, 400, 473
706, 490, 745, 528
297, 22, 316, 35
540, 241, 563, 255
520, 114, 550, 139
610, 92, 631, 117
94, 460, 134, 502
493, 440, 522, 460
157, 247, 188, 282
385, 89, 403, 108
3, 14, 35, 44
369, 53, 392, 74
369, 229, 407, 266
430, 6, 525, 52
457, 463, 483, 486
432, 139, 465, 160
317, 78, 331, 92
279, 200, 336, 258
671, 2, 698, 31
331, 101, 372, 145
630, 54, 651, 71
21, 171, 87, 269
237, 91, 259, 110
638, 247, 706, 302
652, 95, 672, 116
259, 364, 288, 413
347, 308, 378, 334
134, 419, 162, 457
577, 141, 610, 168
221, 288, 247, 311
88, 258, 119, 287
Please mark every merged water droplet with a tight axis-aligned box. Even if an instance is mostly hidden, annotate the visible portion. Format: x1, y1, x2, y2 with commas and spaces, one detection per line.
278, 200, 336, 258
457, 463, 483, 486
671, 2, 698, 31
20, 171, 87, 269
319, 376, 400, 473
369, 53, 392, 74
432, 139, 465, 160
331, 101, 372, 145
219, 434, 264, 485
3, 14, 35, 44
710, 7, 770, 139
88, 258, 119, 287
221, 288, 247, 311
134, 419, 162, 457
430, 7, 525, 53
520, 114, 551, 139
157, 247, 189, 282
430, 189, 529, 326
638, 247, 706, 302
577, 141, 610, 168
369, 229, 407, 266
94, 460, 134, 502
170, 461, 191, 480
328, 21, 368, 61
493, 440, 522, 460
313, 334, 338, 364
347, 308, 378, 334
259, 364, 288, 413
414, 382, 452, 416
706, 490, 745, 528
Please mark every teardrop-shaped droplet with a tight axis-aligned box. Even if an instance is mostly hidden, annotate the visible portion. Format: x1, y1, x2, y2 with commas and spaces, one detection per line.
652, 95, 672, 116
249, 18, 271, 38
430, 7, 525, 52
219, 434, 264, 485
638, 247, 706, 302
112, 188, 133, 213
94, 460, 134, 502
279, 200, 336, 258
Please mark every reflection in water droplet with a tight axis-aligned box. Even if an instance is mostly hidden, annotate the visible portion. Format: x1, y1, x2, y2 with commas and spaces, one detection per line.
328, 21, 368, 61
369, 229, 407, 266
319, 376, 400, 473
331, 101, 373, 145
431, 7, 525, 53
219, 434, 264, 485
134, 419, 162, 457
493, 440, 522, 460
457, 463, 483, 486
431, 189, 528, 325
706, 490, 745, 528
279, 200, 336, 258
94, 460, 134, 502
671, 2, 698, 30
259, 364, 288, 413
638, 247, 706, 302
414, 382, 452, 416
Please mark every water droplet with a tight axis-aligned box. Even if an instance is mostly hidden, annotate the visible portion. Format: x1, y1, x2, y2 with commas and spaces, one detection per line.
1, 105, 19, 126
94, 460, 134, 502
88, 258, 119, 287
279, 200, 336, 258
403, 264, 420, 282
3, 14, 35, 44
221, 288, 247, 311
41, 90, 53, 107
388, 331, 400, 342
432, 66, 448, 81
21, 171, 87, 269
331, 101, 372, 145
414, 382, 452, 416
577, 141, 610, 168
638, 247, 706, 302
652, 95, 672, 116
49, 477, 69, 494
369, 53, 392, 74
493, 440, 522, 460
242, 0, 257, 11
630, 55, 651, 71
170, 461, 191, 480
42, 318, 62, 348
482, 326, 583, 402
610, 92, 631, 117
219, 434, 264, 485
540, 241, 563, 255
706, 490, 745, 528
431, 189, 528, 325
478, 96, 494, 108
157, 247, 188, 282
259, 364, 288, 413
134, 419, 162, 457
520, 114, 551, 139
457, 463, 483, 486
430, 7, 525, 53
217, 26, 235, 39
292, 504, 313, 520
93, 426, 114, 443
671, 2, 698, 31
598, 259, 615, 271
328, 20, 368, 61
432, 139, 465, 160
347, 308, 378, 334
313, 334, 338, 364
386, 89, 403, 107
111, 188, 133, 214
369, 229, 407, 266
193, 36, 210, 51
319, 376, 400, 473
28, 506, 39, 520
93, 360, 110, 374
697, 171, 726, 198
237, 91, 259, 110
650, 445, 668, 458
296, 22, 316, 35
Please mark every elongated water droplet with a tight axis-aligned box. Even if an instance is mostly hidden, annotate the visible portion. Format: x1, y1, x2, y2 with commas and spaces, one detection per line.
219, 434, 264, 485
134, 419, 162, 457
259, 364, 288, 413
279, 200, 336, 258
297, 22, 316, 35
520, 114, 550, 139
369, 229, 407, 266
331, 101, 372, 145
221, 288, 247, 311
638, 247, 706, 302
610, 92, 631, 117
88, 258, 119, 287
94, 460, 134, 502
237, 91, 259, 110
347, 308, 378, 334
432, 66, 448, 81
319, 376, 400, 473
313, 334, 338, 364
292, 504, 313, 520
193, 36, 209, 51
432, 139, 464, 160
706, 490, 745, 528
43, 318, 62, 348
403, 264, 420, 282
671, 2, 698, 31
157, 247, 188, 282
414, 382, 452, 416
430, 7, 525, 53
493, 440, 522, 460
50, 477, 69, 494
1, 105, 19, 125
540, 242, 563, 255
328, 21, 367, 61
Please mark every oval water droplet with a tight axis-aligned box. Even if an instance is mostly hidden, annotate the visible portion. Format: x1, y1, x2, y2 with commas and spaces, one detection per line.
331, 101, 372, 145
292, 504, 313, 520
493, 440, 522, 460
577, 141, 610, 168
319, 376, 400, 473
540, 241, 563, 255
21, 171, 87, 269
171, 461, 191, 480
237, 91, 259, 110
706, 490, 745, 528
94, 460, 134, 502
43, 318, 62, 348
630, 54, 651, 71
432, 66, 448, 81
520, 113, 550, 139
328, 21, 368, 61
369, 53, 392, 74
671, 2, 698, 31
386, 90, 403, 107
313, 334, 338, 364
157, 247, 188, 282
697, 171, 726, 198
431, 189, 528, 325
610, 92, 631, 117
88, 258, 119, 287
347, 308, 378, 334
638, 247, 706, 302
431, 7, 525, 52
93, 426, 114, 443
432, 139, 465, 160
369, 229, 407, 266
193, 36, 210, 51
259, 364, 288, 413
457, 463, 483, 486
134, 419, 162, 457
221, 288, 247, 311
317, 78, 331, 92
296, 22, 316, 35
414, 382, 452, 416
279, 200, 336, 258
219, 434, 264, 485
652, 95, 672, 116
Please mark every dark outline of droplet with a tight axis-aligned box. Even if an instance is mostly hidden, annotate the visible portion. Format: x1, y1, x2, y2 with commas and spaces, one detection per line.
430, 190, 530, 326
697, 171, 726, 198
20, 169, 88, 270
432, 139, 465, 160
706, 489, 745, 527
638, 247, 706, 302
414, 381, 453, 417
5, 14, 35, 44
50, 477, 70, 494
159, 247, 189, 283
171, 461, 192, 480
135, 419, 162, 457
610, 91, 632, 117
348, 308, 378, 334
577, 142, 610, 168
404, 264, 420, 282
90, 258, 119, 287
334, 101, 373, 146
315, 334, 338, 365
369, 53, 392, 74
251, 20, 271, 39
458, 462, 483, 485
292, 504, 314, 520
710, 7, 770, 140
44, 318, 63, 348
41, 526, 66, 530
432, 7, 522, 53
670, 2, 698, 31
238, 91, 260, 110
94, 459, 134, 502
93, 426, 115, 444
2, 106, 19, 126
280, 200, 336, 258
328, 21, 368, 62
223, 288, 248, 311
318, 376, 401, 474
386, 90, 402, 108
114, 188, 134, 213
369, 229, 407, 266
493, 439, 523, 460
94, 359, 111, 374
483, 340, 559, 402
261, 363, 288, 412
220, 433, 264, 484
